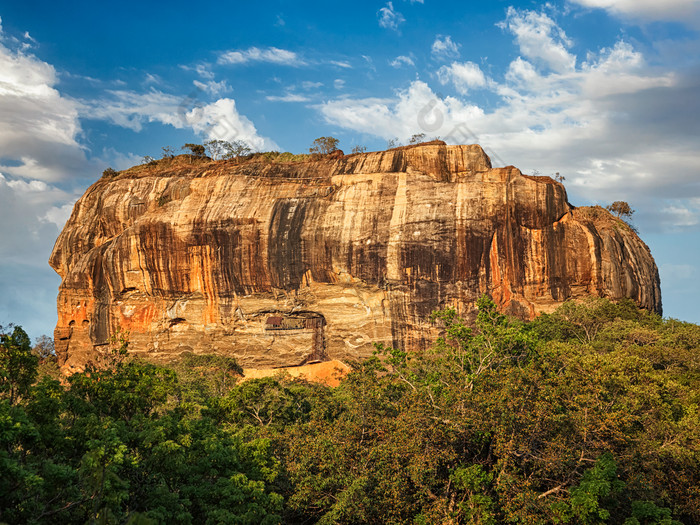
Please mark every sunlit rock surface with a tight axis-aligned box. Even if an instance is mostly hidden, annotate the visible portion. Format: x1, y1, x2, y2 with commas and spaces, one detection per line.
50, 143, 661, 373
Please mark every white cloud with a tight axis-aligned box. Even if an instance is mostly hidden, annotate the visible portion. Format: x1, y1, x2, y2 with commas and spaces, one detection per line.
217, 46, 305, 66
431, 35, 460, 60
318, 7, 700, 232
195, 63, 214, 79
302, 81, 323, 89
193, 79, 232, 96
266, 93, 310, 102
144, 73, 161, 85
43, 201, 75, 228
570, 0, 700, 26
330, 60, 352, 68
498, 7, 576, 73
660, 203, 700, 229
437, 61, 488, 94
334, 79, 346, 90
378, 2, 405, 31
318, 81, 484, 142
82, 90, 277, 151
80, 89, 183, 131
179, 63, 214, 79
183, 98, 278, 150
0, 173, 75, 337
0, 30, 86, 182
390, 55, 415, 68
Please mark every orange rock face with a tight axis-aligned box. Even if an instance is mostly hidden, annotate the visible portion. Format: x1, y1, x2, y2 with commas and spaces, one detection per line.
50, 144, 661, 373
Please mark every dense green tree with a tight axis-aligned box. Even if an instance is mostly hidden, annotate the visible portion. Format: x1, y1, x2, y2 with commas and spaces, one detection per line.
0, 325, 38, 404
1, 296, 699, 523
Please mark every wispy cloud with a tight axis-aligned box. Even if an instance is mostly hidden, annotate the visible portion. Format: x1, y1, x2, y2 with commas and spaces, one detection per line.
390, 55, 415, 68
330, 60, 352, 68
217, 46, 306, 66
266, 93, 310, 102
193, 79, 232, 96
431, 35, 460, 60
378, 2, 405, 31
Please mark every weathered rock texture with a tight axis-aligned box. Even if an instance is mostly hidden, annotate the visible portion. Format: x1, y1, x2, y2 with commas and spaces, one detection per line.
50, 144, 661, 373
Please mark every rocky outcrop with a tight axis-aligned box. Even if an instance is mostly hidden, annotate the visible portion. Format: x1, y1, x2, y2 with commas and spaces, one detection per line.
50, 144, 661, 373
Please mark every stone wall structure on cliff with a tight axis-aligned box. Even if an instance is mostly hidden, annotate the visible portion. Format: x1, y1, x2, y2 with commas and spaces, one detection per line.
50, 143, 662, 373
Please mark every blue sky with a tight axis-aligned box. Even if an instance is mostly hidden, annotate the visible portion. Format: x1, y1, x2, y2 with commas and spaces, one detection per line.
1, 0, 699, 340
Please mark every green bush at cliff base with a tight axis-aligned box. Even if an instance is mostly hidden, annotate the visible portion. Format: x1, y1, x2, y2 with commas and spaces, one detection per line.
1, 297, 699, 524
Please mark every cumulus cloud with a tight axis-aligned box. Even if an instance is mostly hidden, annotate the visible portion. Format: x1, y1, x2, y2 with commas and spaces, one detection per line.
498, 7, 576, 73
378, 2, 405, 31
81, 91, 276, 151
0, 29, 86, 182
217, 46, 306, 66
319, 8, 700, 232
437, 61, 488, 94
318, 81, 484, 142
183, 98, 278, 150
431, 35, 460, 60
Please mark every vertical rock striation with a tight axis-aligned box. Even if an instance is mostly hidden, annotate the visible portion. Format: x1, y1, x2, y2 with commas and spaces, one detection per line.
50, 144, 661, 373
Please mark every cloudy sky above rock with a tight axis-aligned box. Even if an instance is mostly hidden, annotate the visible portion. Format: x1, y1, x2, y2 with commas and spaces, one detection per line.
1, 0, 699, 338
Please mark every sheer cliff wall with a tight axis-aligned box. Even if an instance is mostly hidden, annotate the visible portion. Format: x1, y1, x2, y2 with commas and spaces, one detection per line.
50, 144, 661, 372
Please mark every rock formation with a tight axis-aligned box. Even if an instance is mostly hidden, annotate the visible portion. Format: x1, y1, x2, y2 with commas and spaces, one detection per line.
50, 143, 661, 373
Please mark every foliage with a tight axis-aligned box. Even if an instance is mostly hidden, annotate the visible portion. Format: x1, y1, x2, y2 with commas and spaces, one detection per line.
2, 297, 699, 523
223, 139, 253, 161
309, 136, 339, 155
161, 145, 176, 158
203, 139, 254, 161
351, 145, 367, 154
607, 200, 635, 219
181, 143, 206, 157
32, 334, 55, 359
0, 325, 38, 404
409, 132, 426, 144
102, 167, 118, 178
203, 139, 228, 160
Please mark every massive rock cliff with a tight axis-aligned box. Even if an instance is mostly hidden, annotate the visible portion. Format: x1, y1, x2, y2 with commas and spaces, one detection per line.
50, 143, 661, 373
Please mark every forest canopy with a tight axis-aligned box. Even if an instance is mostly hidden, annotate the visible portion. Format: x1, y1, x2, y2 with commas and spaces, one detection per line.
1, 297, 699, 524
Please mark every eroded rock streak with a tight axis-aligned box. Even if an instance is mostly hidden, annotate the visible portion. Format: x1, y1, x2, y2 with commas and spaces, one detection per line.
50, 144, 661, 372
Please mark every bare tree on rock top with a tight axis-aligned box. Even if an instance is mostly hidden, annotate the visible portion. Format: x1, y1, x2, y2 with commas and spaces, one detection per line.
223, 140, 253, 162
